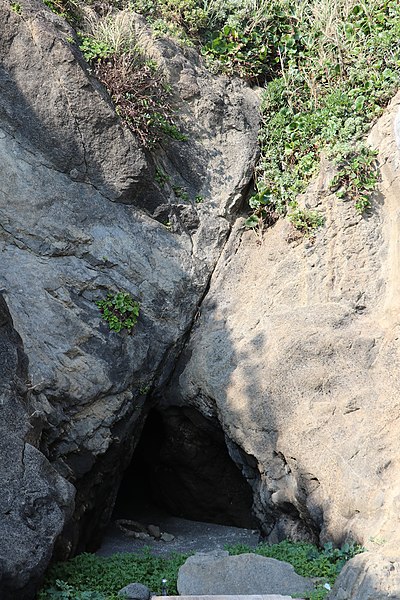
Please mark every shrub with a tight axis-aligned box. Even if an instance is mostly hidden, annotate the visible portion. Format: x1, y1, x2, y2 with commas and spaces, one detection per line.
96, 292, 140, 333
287, 206, 325, 235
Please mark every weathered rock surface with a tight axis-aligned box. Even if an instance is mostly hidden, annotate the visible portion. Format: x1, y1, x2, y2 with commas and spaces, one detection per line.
4, 0, 400, 597
118, 582, 151, 600
177, 551, 314, 596
0, 0, 259, 581
329, 552, 400, 600
0, 294, 74, 599
165, 92, 400, 594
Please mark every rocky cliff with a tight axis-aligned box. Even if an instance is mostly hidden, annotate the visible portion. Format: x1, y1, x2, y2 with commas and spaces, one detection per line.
165, 92, 400, 597
1, 0, 400, 597
0, 0, 259, 593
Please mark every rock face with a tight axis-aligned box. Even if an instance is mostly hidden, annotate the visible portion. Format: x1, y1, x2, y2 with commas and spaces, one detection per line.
0, 0, 259, 582
0, 294, 74, 599
177, 551, 314, 596
165, 94, 400, 593
329, 552, 400, 600
3, 0, 400, 596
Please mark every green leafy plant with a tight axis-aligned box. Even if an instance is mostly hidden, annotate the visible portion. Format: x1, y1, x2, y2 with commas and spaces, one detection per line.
11, 2, 22, 13
155, 167, 170, 186
139, 383, 151, 394
43, 580, 106, 600
38, 549, 189, 599
42, 0, 82, 26
149, 113, 188, 141
79, 36, 114, 62
172, 185, 189, 201
329, 145, 379, 213
96, 292, 139, 333
244, 183, 279, 231
242, 0, 400, 231
287, 205, 324, 235
202, 25, 269, 82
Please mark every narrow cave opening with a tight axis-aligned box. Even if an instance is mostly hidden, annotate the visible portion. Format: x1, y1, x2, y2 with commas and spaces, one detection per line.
113, 406, 257, 529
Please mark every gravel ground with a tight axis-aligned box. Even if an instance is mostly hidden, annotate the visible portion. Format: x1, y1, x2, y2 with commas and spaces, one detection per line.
96, 508, 260, 557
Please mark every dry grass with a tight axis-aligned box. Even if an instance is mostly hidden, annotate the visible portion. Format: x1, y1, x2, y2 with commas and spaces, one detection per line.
84, 9, 139, 55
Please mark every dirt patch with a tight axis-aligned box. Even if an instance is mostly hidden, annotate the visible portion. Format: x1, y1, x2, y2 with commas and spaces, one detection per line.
97, 508, 260, 557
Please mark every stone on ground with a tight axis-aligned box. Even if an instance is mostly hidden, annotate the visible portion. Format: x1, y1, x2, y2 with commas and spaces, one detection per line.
177, 551, 314, 596
118, 582, 151, 600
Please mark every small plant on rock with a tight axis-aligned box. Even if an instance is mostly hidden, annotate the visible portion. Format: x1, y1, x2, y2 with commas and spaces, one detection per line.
79, 36, 114, 62
244, 184, 279, 231
11, 2, 22, 13
96, 292, 139, 333
329, 144, 379, 213
287, 205, 325, 236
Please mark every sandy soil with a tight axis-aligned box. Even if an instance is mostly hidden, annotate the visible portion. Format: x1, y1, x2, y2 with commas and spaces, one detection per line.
97, 507, 260, 557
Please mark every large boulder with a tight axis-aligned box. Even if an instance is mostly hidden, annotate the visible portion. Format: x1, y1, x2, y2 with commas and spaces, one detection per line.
165, 91, 400, 590
0, 294, 74, 599
177, 551, 314, 596
329, 552, 400, 600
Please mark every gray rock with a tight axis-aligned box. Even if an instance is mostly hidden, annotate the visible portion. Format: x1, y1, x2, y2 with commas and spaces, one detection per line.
0, 0, 154, 205
147, 524, 161, 539
160, 533, 175, 542
329, 552, 400, 600
0, 0, 259, 564
177, 552, 314, 596
0, 294, 74, 599
118, 582, 151, 600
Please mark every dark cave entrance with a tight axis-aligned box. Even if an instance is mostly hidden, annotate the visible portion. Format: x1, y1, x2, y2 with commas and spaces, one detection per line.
113, 406, 257, 529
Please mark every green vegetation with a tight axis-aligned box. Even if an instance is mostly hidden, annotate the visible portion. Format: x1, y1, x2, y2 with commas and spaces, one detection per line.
10, 2, 22, 13
244, 0, 400, 231
41, 0, 400, 227
38, 541, 363, 600
41, 0, 188, 147
155, 167, 171, 186
287, 207, 325, 236
96, 292, 140, 333
38, 549, 189, 600
155, 168, 204, 204
100, 0, 399, 231
172, 185, 190, 201
330, 145, 379, 213
76, 11, 187, 148
42, 0, 84, 26
78, 36, 114, 62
